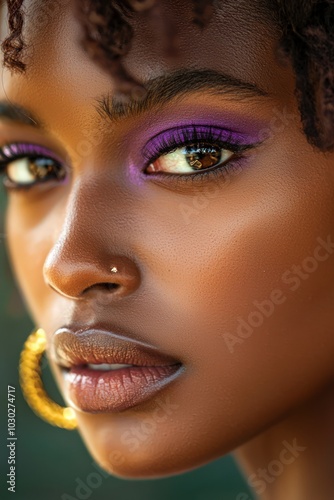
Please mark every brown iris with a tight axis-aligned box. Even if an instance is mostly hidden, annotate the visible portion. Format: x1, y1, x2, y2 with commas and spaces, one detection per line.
185, 144, 222, 170
28, 159, 66, 180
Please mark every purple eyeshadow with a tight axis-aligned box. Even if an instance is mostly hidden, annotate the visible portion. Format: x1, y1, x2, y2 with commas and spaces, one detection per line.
156, 125, 249, 143
142, 124, 255, 163
2, 143, 63, 164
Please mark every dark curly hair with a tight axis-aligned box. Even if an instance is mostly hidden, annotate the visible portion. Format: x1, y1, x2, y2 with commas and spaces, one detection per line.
1, 0, 334, 151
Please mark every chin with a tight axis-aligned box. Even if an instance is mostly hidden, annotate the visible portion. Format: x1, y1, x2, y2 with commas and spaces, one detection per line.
74, 411, 248, 480
86, 443, 220, 480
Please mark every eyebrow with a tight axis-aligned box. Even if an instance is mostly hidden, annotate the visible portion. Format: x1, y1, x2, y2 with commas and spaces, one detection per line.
0, 68, 270, 129
95, 68, 270, 124
0, 100, 43, 128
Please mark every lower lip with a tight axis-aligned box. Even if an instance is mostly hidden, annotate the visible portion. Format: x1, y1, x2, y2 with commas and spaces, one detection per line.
62, 364, 183, 413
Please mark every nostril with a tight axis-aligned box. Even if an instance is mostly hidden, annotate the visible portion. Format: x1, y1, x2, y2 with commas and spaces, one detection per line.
104, 283, 120, 291
83, 282, 121, 294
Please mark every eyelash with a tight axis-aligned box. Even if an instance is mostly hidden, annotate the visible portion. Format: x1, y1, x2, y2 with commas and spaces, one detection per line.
0, 142, 66, 191
142, 125, 257, 186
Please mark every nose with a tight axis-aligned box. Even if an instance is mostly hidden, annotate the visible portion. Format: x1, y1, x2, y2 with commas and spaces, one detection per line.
42, 182, 141, 300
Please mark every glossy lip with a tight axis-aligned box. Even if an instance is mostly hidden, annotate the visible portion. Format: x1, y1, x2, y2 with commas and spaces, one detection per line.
52, 327, 183, 413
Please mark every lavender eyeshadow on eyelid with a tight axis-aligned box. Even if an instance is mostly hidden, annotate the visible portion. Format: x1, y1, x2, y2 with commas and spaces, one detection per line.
142, 125, 254, 158
152, 125, 252, 142
3, 143, 62, 163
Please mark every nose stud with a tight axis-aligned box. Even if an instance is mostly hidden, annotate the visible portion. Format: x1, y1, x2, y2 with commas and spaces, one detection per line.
110, 266, 118, 273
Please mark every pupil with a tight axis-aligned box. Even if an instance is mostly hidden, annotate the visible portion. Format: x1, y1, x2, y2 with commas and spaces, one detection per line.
185, 144, 221, 170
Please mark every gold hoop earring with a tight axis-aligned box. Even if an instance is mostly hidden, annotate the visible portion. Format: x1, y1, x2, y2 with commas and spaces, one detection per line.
19, 328, 77, 430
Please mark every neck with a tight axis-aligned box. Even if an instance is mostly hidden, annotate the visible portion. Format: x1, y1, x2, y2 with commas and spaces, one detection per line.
233, 382, 334, 500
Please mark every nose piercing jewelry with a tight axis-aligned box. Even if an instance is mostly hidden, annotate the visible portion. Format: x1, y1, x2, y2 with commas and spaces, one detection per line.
111, 266, 118, 273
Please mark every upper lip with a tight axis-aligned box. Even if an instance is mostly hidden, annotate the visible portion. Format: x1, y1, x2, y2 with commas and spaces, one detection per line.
51, 325, 181, 369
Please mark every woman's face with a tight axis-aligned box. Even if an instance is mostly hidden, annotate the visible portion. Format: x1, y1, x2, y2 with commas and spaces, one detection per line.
2, 0, 334, 478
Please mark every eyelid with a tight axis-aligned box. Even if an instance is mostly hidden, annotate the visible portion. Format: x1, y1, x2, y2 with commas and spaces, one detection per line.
0, 142, 65, 166
141, 124, 259, 166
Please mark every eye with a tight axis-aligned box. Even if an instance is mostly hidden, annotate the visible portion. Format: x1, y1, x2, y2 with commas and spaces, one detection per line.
6, 157, 66, 185
142, 125, 258, 182
0, 143, 67, 189
146, 143, 235, 175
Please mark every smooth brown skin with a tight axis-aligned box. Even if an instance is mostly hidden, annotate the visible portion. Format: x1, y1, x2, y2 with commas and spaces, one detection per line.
1, 1, 334, 498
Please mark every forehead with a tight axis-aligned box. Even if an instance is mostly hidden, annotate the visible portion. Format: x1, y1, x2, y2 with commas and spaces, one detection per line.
0, 0, 294, 141
11, 0, 280, 82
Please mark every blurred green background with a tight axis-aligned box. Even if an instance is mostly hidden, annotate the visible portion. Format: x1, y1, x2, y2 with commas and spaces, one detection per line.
0, 188, 254, 500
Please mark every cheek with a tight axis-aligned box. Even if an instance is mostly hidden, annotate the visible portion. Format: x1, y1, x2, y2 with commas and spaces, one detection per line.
5, 193, 67, 323
131, 146, 334, 422
136, 150, 334, 328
